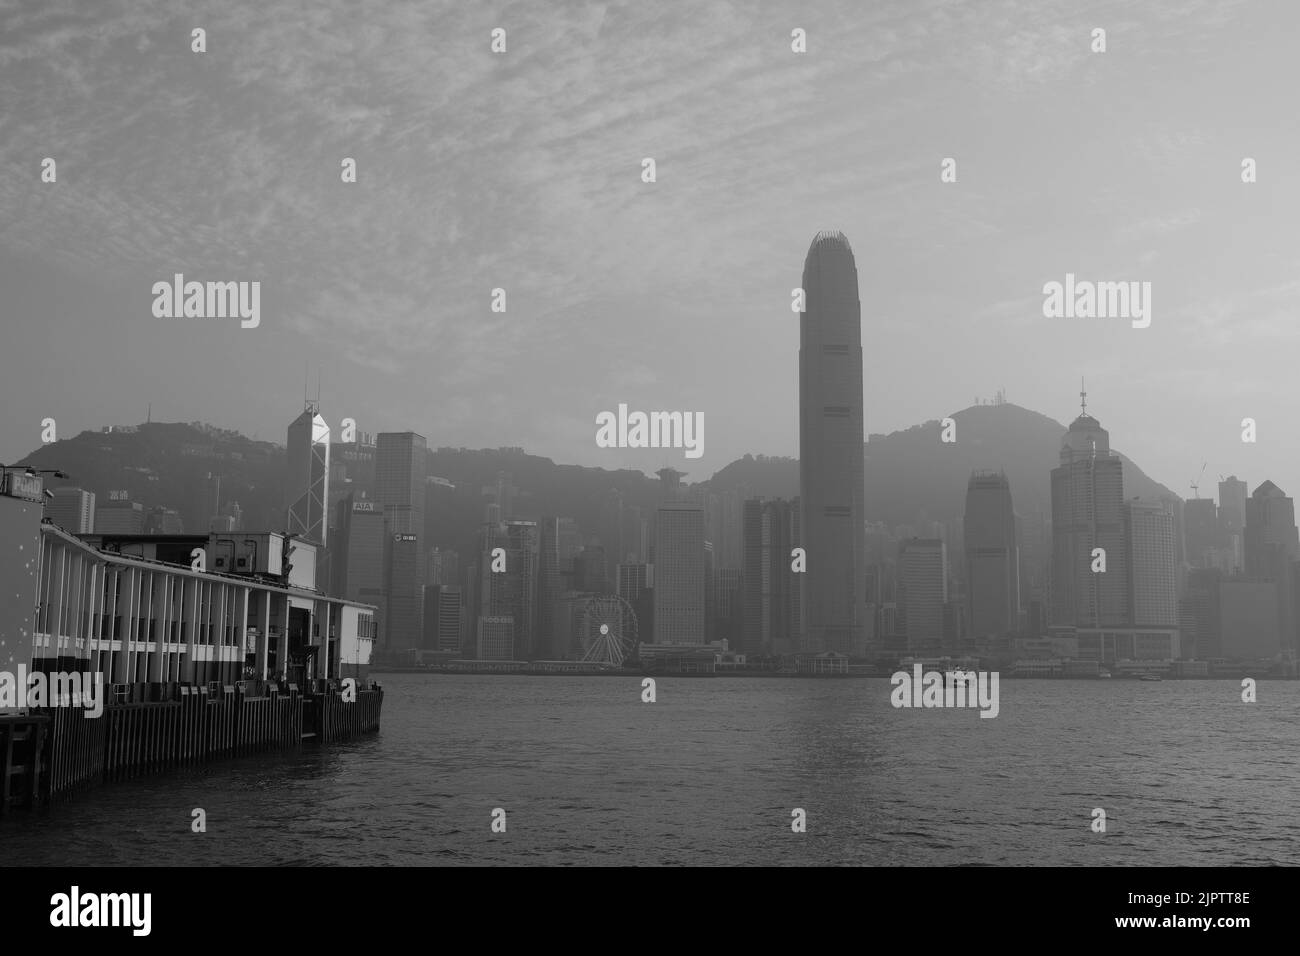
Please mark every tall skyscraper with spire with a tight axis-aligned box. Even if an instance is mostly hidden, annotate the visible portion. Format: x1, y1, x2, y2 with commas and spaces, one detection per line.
1050, 387, 1128, 628
798, 231, 867, 656
286, 401, 330, 546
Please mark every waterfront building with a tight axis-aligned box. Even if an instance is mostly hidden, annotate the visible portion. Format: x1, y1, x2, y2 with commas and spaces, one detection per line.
1050, 394, 1128, 628
963, 472, 1019, 640
798, 231, 867, 656
653, 502, 705, 644
1125, 499, 1178, 627
45, 487, 95, 535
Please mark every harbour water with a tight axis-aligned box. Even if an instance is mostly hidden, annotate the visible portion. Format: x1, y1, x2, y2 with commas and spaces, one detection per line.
1, 674, 1294, 866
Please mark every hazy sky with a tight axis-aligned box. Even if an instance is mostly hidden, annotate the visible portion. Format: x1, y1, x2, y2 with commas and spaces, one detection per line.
2, 0, 1297, 502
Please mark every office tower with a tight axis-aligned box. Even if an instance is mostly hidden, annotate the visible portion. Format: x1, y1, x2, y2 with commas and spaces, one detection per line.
653, 501, 705, 644
94, 498, 144, 534
144, 507, 184, 534
536, 517, 565, 659
473, 520, 540, 659
1185, 568, 1223, 658
574, 544, 610, 594
377, 432, 427, 649
334, 431, 377, 501
427, 547, 460, 587
1219, 476, 1248, 539
476, 616, 515, 661
1049, 394, 1128, 628
376, 432, 427, 534
202, 471, 225, 532
963, 471, 1020, 639
798, 231, 867, 656
423, 584, 464, 653
1184, 498, 1217, 568
624, 505, 649, 564
385, 532, 423, 652
44, 487, 95, 534
1158, 493, 1186, 571
1219, 580, 1281, 659
286, 402, 330, 546
1244, 480, 1299, 653
334, 493, 386, 636
1218, 475, 1248, 572
897, 538, 947, 653
617, 562, 652, 650
1125, 499, 1178, 626
741, 497, 799, 656
706, 488, 744, 573
714, 567, 742, 648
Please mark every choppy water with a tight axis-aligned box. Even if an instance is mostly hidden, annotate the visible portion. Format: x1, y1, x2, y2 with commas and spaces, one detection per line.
1, 675, 1295, 865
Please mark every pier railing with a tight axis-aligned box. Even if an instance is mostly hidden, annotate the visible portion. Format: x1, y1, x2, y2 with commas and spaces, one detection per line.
11, 681, 384, 807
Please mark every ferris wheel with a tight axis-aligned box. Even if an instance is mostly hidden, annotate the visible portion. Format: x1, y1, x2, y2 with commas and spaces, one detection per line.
579, 594, 638, 666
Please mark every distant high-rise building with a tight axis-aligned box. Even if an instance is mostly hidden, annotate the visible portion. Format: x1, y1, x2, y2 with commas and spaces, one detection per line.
1244, 480, 1299, 653
617, 562, 652, 649
286, 402, 330, 546
1184, 498, 1218, 567
535, 518, 566, 659
653, 501, 705, 644
963, 472, 1019, 639
574, 544, 610, 594
476, 616, 515, 661
741, 497, 799, 656
1219, 580, 1282, 659
427, 547, 460, 588
385, 532, 423, 652
334, 493, 386, 637
1218, 475, 1248, 573
1185, 568, 1223, 658
1050, 394, 1128, 628
1125, 499, 1178, 627
423, 584, 464, 653
94, 499, 144, 534
798, 231, 867, 656
1219, 476, 1248, 538
45, 487, 95, 534
473, 520, 540, 659
377, 432, 427, 651
898, 538, 947, 653
376, 432, 426, 535
144, 507, 184, 535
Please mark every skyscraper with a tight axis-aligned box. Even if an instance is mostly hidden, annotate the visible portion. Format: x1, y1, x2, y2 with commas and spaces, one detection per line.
1183, 498, 1217, 567
94, 498, 144, 534
963, 472, 1019, 639
1244, 480, 1298, 653
472, 519, 540, 659
1218, 475, 1248, 573
286, 402, 330, 546
44, 487, 95, 534
375, 432, 426, 535
423, 584, 464, 653
1125, 499, 1178, 627
385, 532, 423, 653
798, 231, 867, 656
376, 432, 427, 651
741, 497, 799, 656
652, 502, 705, 644
897, 538, 947, 653
1050, 394, 1128, 628
334, 493, 385, 625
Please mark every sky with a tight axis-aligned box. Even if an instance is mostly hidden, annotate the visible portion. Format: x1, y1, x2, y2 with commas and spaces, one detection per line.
1, 0, 1297, 503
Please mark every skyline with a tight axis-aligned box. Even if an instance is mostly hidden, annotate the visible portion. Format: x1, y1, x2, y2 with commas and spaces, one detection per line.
2, 0, 1299, 500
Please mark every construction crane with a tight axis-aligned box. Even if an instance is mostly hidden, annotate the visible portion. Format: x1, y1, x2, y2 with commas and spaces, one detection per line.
1190, 462, 1207, 499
